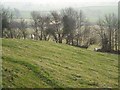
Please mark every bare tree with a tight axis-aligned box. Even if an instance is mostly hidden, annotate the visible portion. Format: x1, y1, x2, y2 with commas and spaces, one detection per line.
42, 15, 51, 41
95, 18, 109, 51
1, 8, 10, 38
104, 13, 118, 51
31, 11, 39, 40
95, 13, 118, 52
51, 11, 63, 43
62, 8, 77, 45
75, 10, 85, 46
62, 14, 76, 45
37, 14, 51, 40
82, 20, 91, 46
18, 18, 27, 39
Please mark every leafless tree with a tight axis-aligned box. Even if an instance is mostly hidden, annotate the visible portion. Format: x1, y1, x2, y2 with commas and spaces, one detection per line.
62, 7, 77, 45
51, 11, 63, 43
82, 20, 91, 46
18, 18, 27, 39
31, 11, 40, 40
104, 13, 118, 51
75, 10, 85, 46
95, 13, 118, 52
1, 7, 14, 38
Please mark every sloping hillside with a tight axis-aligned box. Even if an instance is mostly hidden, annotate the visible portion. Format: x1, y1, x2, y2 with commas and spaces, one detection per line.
2, 39, 118, 88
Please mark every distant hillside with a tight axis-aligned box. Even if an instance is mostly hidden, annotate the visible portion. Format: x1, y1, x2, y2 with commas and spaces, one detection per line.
80, 6, 118, 22
17, 5, 118, 22
2, 2, 118, 22
2, 39, 118, 88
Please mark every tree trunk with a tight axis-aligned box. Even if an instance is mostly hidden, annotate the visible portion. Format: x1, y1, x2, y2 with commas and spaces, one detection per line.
44, 34, 47, 41
66, 38, 68, 44
58, 34, 62, 43
23, 31, 26, 39
66, 36, 69, 44
40, 30, 43, 40
108, 28, 112, 51
72, 39, 74, 45
35, 28, 39, 40
1, 29, 3, 38
115, 30, 118, 51
54, 35, 58, 43
76, 38, 79, 46
10, 29, 13, 38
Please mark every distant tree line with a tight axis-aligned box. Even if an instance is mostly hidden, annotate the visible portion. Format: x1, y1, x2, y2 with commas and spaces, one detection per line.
0, 6, 119, 53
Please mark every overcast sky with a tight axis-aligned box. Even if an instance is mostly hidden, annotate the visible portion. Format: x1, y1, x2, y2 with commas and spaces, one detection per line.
1, 0, 119, 3
1, 0, 119, 11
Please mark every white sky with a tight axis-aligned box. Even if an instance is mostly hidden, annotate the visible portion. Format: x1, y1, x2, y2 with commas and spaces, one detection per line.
1, 0, 119, 3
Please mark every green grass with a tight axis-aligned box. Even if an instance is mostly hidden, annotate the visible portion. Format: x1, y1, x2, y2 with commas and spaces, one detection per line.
1, 38, 118, 88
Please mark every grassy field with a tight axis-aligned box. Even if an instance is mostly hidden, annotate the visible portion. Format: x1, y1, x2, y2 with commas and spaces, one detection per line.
2, 39, 118, 88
